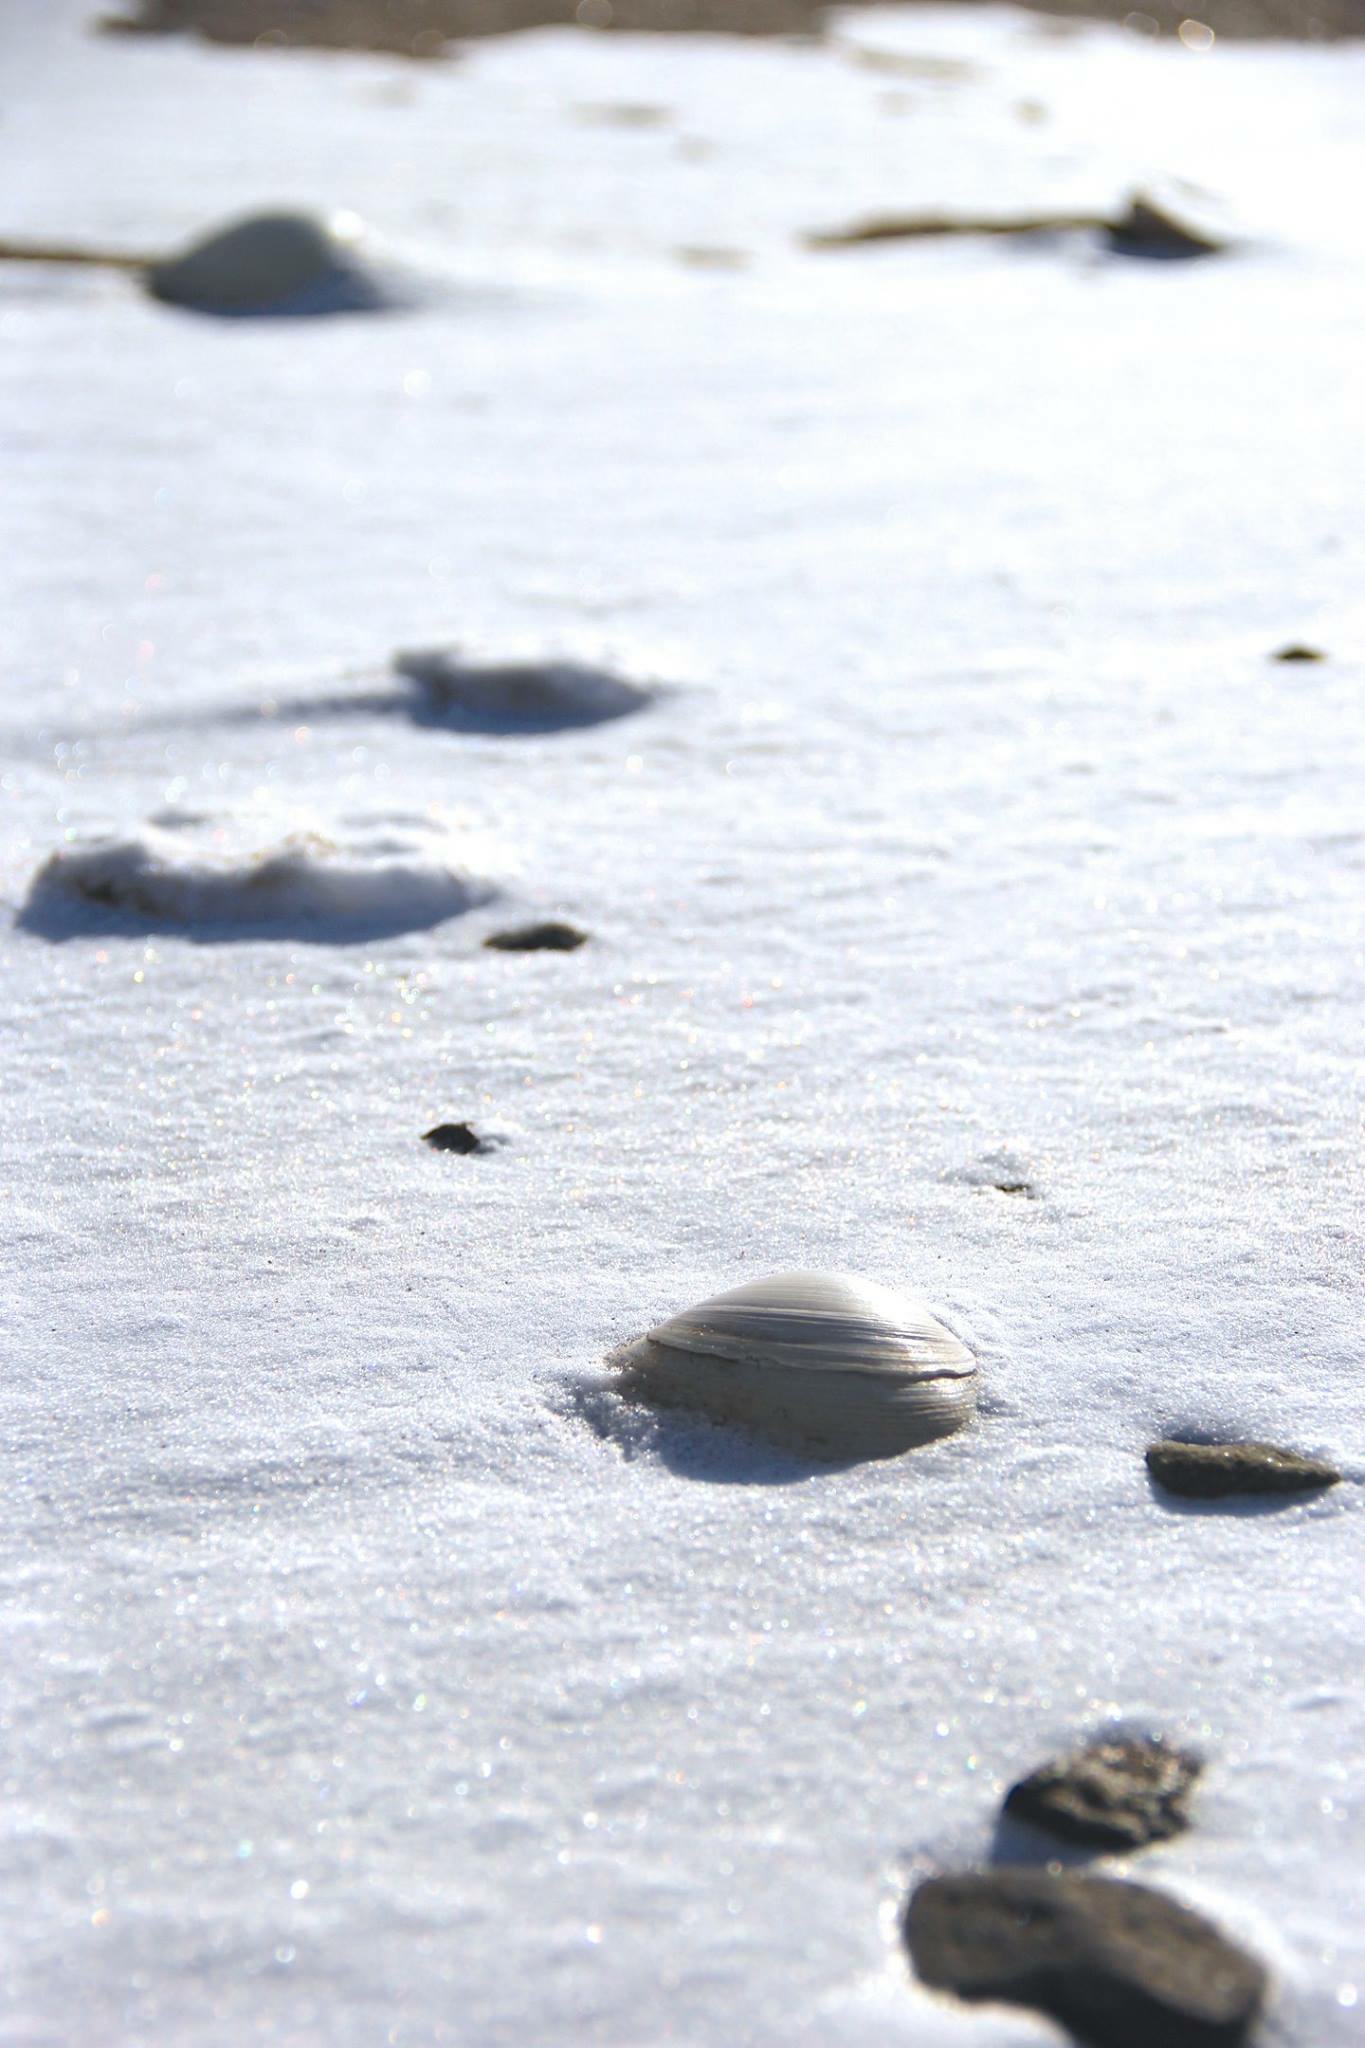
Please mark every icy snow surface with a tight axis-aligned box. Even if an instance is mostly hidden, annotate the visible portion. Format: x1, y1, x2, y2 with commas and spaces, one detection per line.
21, 811, 501, 940
2, 2, 1363, 2043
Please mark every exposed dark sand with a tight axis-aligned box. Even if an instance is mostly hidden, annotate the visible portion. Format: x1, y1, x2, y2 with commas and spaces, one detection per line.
103, 0, 1365, 54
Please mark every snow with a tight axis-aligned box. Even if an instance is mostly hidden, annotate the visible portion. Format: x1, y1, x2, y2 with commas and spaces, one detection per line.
1, 3, 1363, 2044
22, 812, 501, 939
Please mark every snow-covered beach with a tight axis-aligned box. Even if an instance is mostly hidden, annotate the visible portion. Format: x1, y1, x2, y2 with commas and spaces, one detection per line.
2, 4, 1363, 2042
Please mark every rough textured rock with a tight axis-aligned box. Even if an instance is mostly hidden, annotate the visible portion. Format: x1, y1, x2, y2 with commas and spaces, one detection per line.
1004, 1736, 1200, 1849
1146, 1439, 1341, 1499
394, 649, 652, 731
905, 1870, 1267, 2048
484, 920, 588, 952
421, 1121, 498, 1155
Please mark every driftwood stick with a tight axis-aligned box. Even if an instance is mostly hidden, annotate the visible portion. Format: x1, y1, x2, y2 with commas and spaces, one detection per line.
804, 212, 1106, 250
0, 239, 150, 272
805, 195, 1225, 257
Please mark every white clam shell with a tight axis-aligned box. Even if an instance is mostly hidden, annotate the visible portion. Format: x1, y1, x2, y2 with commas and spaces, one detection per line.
619, 1271, 977, 1460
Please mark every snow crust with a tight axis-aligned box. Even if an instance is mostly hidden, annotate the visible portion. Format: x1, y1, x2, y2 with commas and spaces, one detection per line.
23, 813, 500, 939
1, 4, 1363, 2045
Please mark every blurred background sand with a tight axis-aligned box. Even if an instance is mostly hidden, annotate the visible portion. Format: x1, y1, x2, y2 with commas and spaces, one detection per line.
106, 0, 1365, 56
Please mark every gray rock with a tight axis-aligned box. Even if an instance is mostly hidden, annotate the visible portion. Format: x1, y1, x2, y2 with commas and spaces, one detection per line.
147, 210, 396, 316
394, 649, 653, 732
484, 920, 589, 952
1146, 1439, 1340, 1499
905, 1869, 1267, 2048
1106, 193, 1226, 259
1004, 1737, 1200, 1850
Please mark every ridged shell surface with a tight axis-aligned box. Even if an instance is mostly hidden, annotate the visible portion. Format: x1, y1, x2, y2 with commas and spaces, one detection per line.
623, 1271, 977, 1460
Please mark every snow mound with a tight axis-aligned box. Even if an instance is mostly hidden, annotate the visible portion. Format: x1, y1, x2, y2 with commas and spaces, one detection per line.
394, 647, 657, 731
20, 812, 499, 940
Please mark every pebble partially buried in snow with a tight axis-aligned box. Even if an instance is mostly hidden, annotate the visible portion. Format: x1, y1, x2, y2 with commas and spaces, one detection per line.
1004, 1735, 1201, 1851
484, 919, 589, 952
394, 649, 655, 732
616, 1271, 978, 1460
146, 209, 402, 316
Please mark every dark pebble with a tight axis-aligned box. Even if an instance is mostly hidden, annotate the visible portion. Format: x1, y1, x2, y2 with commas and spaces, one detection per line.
146, 210, 393, 317
905, 1869, 1267, 2048
422, 1122, 498, 1155
1146, 1439, 1340, 1499
1004, 1736, 1200, 1850
484, 920, 589, 953
1272, 644, 1326, 663
1105, 194, 1224, 259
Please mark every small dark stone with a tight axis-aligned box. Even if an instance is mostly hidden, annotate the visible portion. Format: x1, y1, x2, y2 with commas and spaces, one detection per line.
421, 1122, 497, 1155
1146, 1439, 1340, 1500
146, 211, 395, 317
994, 1181, 1035, 1197
394, 649, 651, 732
1004, 1737, 1200, 1850
1105, 195, 1224, 259
1272, 643, 1326, 663
905, 1869, 1267, 2048
483, 920, 589, 953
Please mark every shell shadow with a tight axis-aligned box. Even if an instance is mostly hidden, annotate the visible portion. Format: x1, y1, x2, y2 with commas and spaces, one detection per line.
1102, 235, 1221, 264
183, 687, 419, 732
15, 890, 474, 945
1003, 227, 1219, 267
146, 272, 405, 319
143, 663, 659, 740
988, 1812, 1105, 1871
1144, 1475, 1340, 1520
562, 1371, 867, 1486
